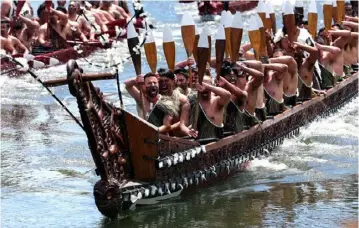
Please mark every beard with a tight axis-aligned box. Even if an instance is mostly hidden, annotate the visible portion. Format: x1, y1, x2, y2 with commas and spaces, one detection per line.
159, 81, 171, 96
146, 85, 159, 98
199, 91, 210, 100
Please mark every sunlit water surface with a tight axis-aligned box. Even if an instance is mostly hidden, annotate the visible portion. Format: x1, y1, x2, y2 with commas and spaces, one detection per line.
1, 1, 358, 228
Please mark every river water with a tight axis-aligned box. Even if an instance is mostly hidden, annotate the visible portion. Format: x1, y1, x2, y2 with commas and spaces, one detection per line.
1, 1, 358, 228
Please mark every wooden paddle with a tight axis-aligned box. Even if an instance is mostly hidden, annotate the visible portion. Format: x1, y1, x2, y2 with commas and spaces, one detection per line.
231, 11, 243, 64
268, 2, 276, 35
332, 0, 339, 23
193, 28, 210, 130
283, 0, 295, 42
255, 14, 267, 58
248, 15, 261, 60
308, 0, 318, 38
144, 28, 157, 73
193, 25, 200, 63
257, 0, 266, 28
215, 24, 226, 80
181, 12, 196, 88
9, 0, 26, 35
337, 0, 345, 23
323, 1, 333, 31
127, 21, 144, 118
224, 11, 232, 59
163, 25, 176, 71
43, 72, 115, 87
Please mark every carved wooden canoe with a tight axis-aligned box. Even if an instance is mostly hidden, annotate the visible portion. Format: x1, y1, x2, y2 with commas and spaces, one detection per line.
66, 60, 358, 218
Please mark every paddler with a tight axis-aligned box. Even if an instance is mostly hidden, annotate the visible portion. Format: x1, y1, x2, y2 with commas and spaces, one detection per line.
1, 0, 33, 20
262, 60, 288, 116
100, 0, 129, 20
218, 61, 248, 134
0, 18, 28, 54
157, 68, 189, 135
316, 25, 353, 79
82, 1, 110, 33
38, 3, 88, 49
180, 75, 231, 139
174, 67, 192, 96
68, 1, 95, 40
341, 18, 359, 72
13, 12, 40, 51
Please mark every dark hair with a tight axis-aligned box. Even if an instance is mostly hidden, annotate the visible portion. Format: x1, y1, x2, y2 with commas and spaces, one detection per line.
37, 2, 55, 18
221, 60, 239, 77
332, 23, 345, 30
158, 68, 175, 80
56, 6, 67, 14
144, 72, 157, 80
318, 27, 326, 36
302, 20, 308, 25
174, 67, 189, 79
294, 8, 304, 26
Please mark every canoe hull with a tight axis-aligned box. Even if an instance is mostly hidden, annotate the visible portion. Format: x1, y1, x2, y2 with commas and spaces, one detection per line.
66, 61, 358, 218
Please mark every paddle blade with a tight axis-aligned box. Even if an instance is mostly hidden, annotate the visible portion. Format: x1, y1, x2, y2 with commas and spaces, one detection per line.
283, 0, 295, 42
197, 29, 209, 85
15, 0, 27, 16
163, 25, 176, 71
23, 53, 35, 61
215, 25, 226, 78
181, 12, 195, 56
33, 60, 46, 69
193, 25, 200, 63
127, 21, 141, 75
224, 11, 233, 59
144, 29, 157, 73
49, 57, 60, 66
323, 1, 333, 31
248, 15, 261, 60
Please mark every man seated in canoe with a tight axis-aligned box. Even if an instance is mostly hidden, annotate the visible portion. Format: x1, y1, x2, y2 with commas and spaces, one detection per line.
180, 75, 231, 140
37, 3, 88, 50
80, 1, 110, 33
174, 67, 192, 96
273, 30, 321, 101
68, 1, 95, 41
341, 18, 358, 72
100, 0, 129, 21
124, 72, 180, 135
12, 12, 40, 52
0, 18, 29, 55
270, 51, 299, 107
88, 1, 115, 24
218, 61, 247, 134
262, 59, 289, 116
316, 25, 354, 79
157, 68, 188, 135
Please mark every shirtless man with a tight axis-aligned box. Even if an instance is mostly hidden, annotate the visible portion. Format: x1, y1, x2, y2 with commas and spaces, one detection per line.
68, 1, 94, 40
124, 73, 174, 134
157, 68, 188, 135
38, 4, 87, 49
174, 67, 192, 96
270, 51, 299, 107
1, 0, 33, 20
0, 18, 28, 54
218, 61, 248, 134
341, 19, 359, 71
13, 13, 40, 51
88, 1, 115, 24
317, 26, 352, 78
180, 75, 231, 139
262, 61, 288, 116
101, 0, 129, 20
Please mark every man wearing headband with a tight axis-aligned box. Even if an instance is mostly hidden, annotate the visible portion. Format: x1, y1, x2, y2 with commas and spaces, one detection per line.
180, 75, 231, 140
174, 67, 192, 96
0, 18, 28, 54
218, 61, 248, 134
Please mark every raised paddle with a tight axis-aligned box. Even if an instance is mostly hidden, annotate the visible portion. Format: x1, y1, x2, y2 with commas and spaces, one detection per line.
43, 72, 116, 87
215, 24, 226, 80
283, 0, 296, 42
144, 28, 157, 73
337, 0, 345, 23
323, 1, 333, 31
193, 27, 210, 131
267, 1, 276, 35
230, 11, 243, 64
163, 25, 176, 71
127, 20, 145, 118
9, 0, 26, 35
181, 12, 196, 88
308, 0, 318, 38
224, 11, 233, 59
193, 25, 200, 63
255, 13, 267, 58
332, 0, 339, 23
248, 15, 261, 60
257, 0, 266, 28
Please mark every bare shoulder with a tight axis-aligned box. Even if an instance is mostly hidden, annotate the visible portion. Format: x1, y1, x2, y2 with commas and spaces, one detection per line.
179, 93, 188, 104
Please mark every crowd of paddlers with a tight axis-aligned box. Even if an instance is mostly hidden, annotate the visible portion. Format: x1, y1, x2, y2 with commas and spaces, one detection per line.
124, 1, 358, 140
0, 0, 134, 54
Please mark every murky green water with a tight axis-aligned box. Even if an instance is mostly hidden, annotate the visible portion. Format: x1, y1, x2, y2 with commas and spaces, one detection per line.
1, 1, 358, 228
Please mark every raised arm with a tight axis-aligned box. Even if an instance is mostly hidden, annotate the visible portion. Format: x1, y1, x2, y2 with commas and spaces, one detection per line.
344, 15, 359, 23
239, 61, 264, 89
293, 41, 319, 67
13, 37, 29, 54
124, 76, 141, 103
50, 8, 68, 26
269, 56, 297, 75
315, 42, 341, 62
328, 29, 351, 49
263, 63, 288, 80
217, 76, 247, 100
342, 21, 359, 32
18, 15, 40, 30
199, 82, 231, 107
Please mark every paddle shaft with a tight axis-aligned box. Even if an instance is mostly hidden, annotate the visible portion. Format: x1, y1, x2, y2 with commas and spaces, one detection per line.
43, 72, 116, 87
